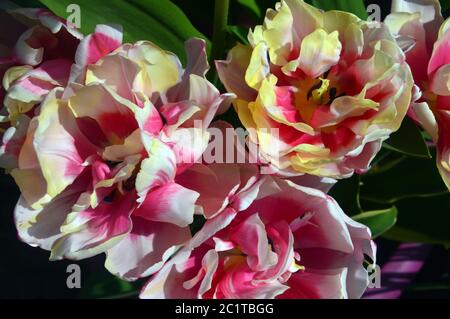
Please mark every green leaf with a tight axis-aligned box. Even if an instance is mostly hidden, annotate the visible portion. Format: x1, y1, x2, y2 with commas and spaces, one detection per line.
306, 0, 368, 19
232, 0, 278, 20
38, 0, 210, 63
382, 193, 450, 247
236, 0, 262, 18
227, 25, 249, 44
360, 151, 448, 204
79, 269, 144, 299
171, 0, 215, 38
329, 174, 362, 216
441, 0, 450, 13
383, 117, 431, 159
352, 207, 398, 238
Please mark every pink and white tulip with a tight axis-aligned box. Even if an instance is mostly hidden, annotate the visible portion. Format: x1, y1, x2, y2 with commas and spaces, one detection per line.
12, 32, 233, 280
216, 0, 414, 179
141, 164, 376, 299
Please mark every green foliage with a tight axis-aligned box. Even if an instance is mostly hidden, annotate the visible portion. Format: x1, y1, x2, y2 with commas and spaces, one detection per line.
360, 153, 447, 204
329, 174, 398, 238
383, 193, 450, 247
383, 118, 431, 159
227, 25, 249, 44
235, 0, 370, 21
80, 270, 145, 299
360, 150, 450, 246
306, 0, 368, 19
329, 174, 362, 216
352, 207, 398, 238
441, 0, 450, 13
236, 0, 263, 18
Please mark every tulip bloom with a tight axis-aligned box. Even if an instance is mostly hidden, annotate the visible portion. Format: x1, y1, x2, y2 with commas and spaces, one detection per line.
12, 30, 233, 280
141, 163, 376, 299
386, 0, 450, 189
217, 0, 413, 178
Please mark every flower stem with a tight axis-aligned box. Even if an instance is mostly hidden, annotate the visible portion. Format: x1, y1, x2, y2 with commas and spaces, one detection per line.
209, 0, 230, 84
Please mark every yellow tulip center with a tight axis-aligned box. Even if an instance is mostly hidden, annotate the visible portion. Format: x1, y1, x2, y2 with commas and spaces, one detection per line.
310, 78, 330, 105
293, 74, 343, 124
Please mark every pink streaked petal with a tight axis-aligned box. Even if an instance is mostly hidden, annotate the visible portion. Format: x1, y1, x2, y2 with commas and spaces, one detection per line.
13, 26, 53, 66
182, 249, 219, 297
86, 53, 141, 101
216, 44, 257, 102
229, 213, 278, 272
140, 247, 208, 299
11, 120, 48, 208
436, 110, 450, 189
50, 191, 136, 260
215, 262, 289, 299
68, 84, 139, 143
188, 207, 238, 250
280, 270, 347, 299
70, 24, 122, 82
105, 216, 191, 280
430, 64, 450, 96
103, 129, 144, 162
184, 38, 209, 77
14, 169, 91, 251
135, 137, 177, 201
292, 198, 355, 254
5, 59, 72, 109
275, 86, 303, 123
428, 30, 450, 76
391, 0, 443, 51
321, 126, 357, 154
160, 100, 200, 129
256, 221, 295, 281
187, 75, 221, 127
77, 24, 122, 66
136, 97, 164, 135
133, 181, 199, 227
164, 38, 209, 103
33, 89, 88, 199
343, 138, 384, 174
410, 101, 438, 142
213, 237, 237, 252
176, 164, 241, 219
286, 174, 337, 193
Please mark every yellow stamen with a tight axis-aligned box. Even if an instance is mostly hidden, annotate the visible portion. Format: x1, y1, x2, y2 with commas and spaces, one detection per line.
311, 78, 330, 104
292, 261, 305, 272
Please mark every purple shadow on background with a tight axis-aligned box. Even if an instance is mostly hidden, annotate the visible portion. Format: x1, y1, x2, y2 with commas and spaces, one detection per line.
363, 243, 432, 299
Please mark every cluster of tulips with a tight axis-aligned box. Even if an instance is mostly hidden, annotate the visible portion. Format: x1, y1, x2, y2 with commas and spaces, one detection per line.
0, 0, 449, 298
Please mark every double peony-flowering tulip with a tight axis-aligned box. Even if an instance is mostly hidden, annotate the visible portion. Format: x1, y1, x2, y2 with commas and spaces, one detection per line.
141, 163, 375, 299
8, 13, 235, 280
217, 0, 414, 178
